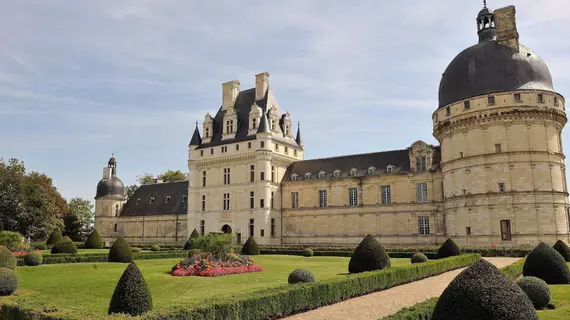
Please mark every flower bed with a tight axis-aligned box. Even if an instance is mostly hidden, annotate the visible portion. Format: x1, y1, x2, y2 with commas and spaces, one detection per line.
171, 253, 263, 277
12, 250, 42, 257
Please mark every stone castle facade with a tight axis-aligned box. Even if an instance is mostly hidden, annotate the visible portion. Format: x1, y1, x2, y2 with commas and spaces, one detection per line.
94, 4, 569, 247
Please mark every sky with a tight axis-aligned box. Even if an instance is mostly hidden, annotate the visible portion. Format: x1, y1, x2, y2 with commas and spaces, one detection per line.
0, 0, 569, 204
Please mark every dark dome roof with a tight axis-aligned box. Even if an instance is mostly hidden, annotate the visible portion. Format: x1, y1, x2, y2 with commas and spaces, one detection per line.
438, 41, 554, 109
478, 7, 492, 16
95, 176, 125, 199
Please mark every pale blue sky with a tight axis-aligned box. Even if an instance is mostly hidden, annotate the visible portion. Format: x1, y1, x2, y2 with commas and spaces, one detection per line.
0, 0, 568, 203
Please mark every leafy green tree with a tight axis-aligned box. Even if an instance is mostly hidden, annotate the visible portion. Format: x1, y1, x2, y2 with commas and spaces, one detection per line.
136, 173, 154, 185
158, 170, 188, 182
124, 184, 139, 201
66, 197, 94, 241
63, 213, 82, 242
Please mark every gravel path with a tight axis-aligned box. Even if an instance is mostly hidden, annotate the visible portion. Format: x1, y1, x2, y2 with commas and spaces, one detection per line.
282, 257, 521, 320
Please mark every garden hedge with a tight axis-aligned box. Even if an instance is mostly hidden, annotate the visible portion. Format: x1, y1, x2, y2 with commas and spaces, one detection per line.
553, 240, 570, 262
0, 254, 481, 320
523, 242, 570, 284
23, 252, 43, 266
108, 262, 153, 316
348, 234, 391, 273
46, 229, 63, 246
0, 246, 16, 270
241, 237, 260, 255
108, 237, 133, 263
50, 237, 78, 254
258, 249, 439, 259
0, 267, 18, 296
84, 230, 103, 249
15, 251, 188, 266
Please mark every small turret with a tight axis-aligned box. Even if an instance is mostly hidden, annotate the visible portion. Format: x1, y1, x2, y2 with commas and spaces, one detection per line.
295, 121, 304, 148
257, 110, 271, 134
189, 121, 202, 147
477, 0, 496, 43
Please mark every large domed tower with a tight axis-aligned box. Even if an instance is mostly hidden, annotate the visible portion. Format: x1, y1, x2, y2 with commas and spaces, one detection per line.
433, 4, 568, 246
94, 154, 126, 235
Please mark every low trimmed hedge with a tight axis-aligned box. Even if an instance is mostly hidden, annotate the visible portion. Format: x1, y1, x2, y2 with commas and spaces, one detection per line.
380, 257, 526, 319
1, 254, 481, 319
16, 251, 188, 266
259, 249, 439, 260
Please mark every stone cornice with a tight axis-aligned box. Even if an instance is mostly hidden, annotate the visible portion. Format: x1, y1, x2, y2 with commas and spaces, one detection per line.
443, 190, 569, 201
189, 153, 257, 169
441, 152, 566, 171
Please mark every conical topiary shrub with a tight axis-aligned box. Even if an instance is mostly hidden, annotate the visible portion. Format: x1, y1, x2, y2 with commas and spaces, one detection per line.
50, 236, 78, 254
0, 246, 16, 270
523, 242, 570, 284
85, 229, 103, 249
432, 259, 538, 320
348, 234, 391, 274
241, 237, 260, 255
437, 238, 461, 259
108, 237, 133, 263
184, 229, 200, 250
553, 240, 570, 262
108, 261, 152, 316
46, 229, 63, 245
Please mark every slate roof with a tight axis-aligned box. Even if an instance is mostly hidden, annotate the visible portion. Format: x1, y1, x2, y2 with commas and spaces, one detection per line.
120, 180, 188, 217
189, 123, 202, 146
196, 88, 268, 149
284, 147, 441, 181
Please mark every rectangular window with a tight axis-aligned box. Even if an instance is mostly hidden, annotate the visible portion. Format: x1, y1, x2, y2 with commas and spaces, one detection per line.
226, 120, 234, 133
200, 150, 204, 157
260, 199, 265, 208
514, 93, 522, 102
500, 219, 512, 241
464, 100, 470, 109
538, 93, 544, 103
250, 191, 254, 209
416, 183, 428, 203
271, 166, 275, 182
260, 172, 265, 181
291, 192, 299, 209
495, 143, 502, 153
418, 216, 430, 235
446, 107, 450, 116
285, 146, 289, 154
176, 222, 181, 232
261, 141, 265, 148
381, 185, 391, 205
319, 190, 327, 208
460, 152, 464, 158
415, 156, 427, 172
248, 142, 252, 149
250, 165, 255, 182
554, 96, 559, 106
114, 224, 117, 232
252, 118, 257, 129
200, 220, 205, 236
223, 193, 230, 210
271, 192, 274, 209
348, 188, 358, 206
205, 128, 210, 138
271, 218, 276, 237
499, 183, 505, 192
294, 149, 298, 157
223, 168, 231, 185
236, 144, 239, 151
466, 227, 471, 235
441, 182, 444, 199
488, 95, 495, 105
201, 195, 206, 211
260, 229, 265, 237
210, 148, 213, 155
202, 171, 207, 187
249, 219, 254, 237
271, 120, 275, 131
275, 143, 279, 151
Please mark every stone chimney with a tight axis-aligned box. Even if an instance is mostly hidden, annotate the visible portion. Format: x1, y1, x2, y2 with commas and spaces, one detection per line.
222, 80, 240, 110
255, 72, 270, 101
102, 167, 111, 179
495, 5, 519, 52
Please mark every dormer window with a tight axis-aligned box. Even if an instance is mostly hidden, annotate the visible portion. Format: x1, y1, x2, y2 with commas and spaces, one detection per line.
368, 167, 376, 175
387, 165, 394, 173
538, 93, 544, 103
305, 172, 312, 180
271, 120, 276, 131
149, 197, 155, 204
318, 171, 326, 179
291, 174, 298, 181
333, 170, 341, 178
182, 195, 187, 203
205, 128, 210, 138
136, 198, 141, 205
226, 120, 234, 134
350, 168, 358, 176
464, 100, 470, 109
284, 125, 289, 136
165, 196, 171, 203
252, 118, 257, 129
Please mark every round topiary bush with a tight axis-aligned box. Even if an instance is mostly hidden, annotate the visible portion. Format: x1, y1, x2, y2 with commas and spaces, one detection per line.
431, 259, 538, 320
31, 243, 47, 250
150, 244, 160, 252
0, 246, 16, 270
187, 249, 201, 257
517, 276, 551, 310
108, 237, 133, 263
523, 242, 570, 284
23, 252, 43, 266
184, 229, 200, 250
46, 229, 63, 246
411, 253, 428, 264
553, 240, 570, 262
348, 234, 391, 274
108, 262, 153, 316
241, 237, 260, 255
288, 269, 315, 284
84, 229, 103, 249
437, 238, 461, 259
302, 248, 313, 257
0, 267, 18, 296
50, 236, 78, 254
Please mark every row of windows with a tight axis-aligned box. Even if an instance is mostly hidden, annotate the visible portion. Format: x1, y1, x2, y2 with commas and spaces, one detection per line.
290, 183, 428, 208
135, 195, 187, 205
200, 192, 276, 211
445, 92, 561, 116
202, 165, 277, 187
199, 142, 299, 157
198, 219, 277, 238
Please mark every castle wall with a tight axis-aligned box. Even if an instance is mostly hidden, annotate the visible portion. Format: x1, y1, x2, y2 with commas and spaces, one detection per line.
97, 214, 186, 245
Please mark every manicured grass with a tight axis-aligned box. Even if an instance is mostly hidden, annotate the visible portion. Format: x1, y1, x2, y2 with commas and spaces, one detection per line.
4, 255, 409, 316
40, 248, 110, 256
537, 284, 570, 319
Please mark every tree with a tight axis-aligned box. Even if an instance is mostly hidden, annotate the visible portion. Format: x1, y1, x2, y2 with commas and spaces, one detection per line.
159, 170, 188, 182
67, 197, 94, 241
124, 184, 139, 201
136, 173, 154, 185
63, 214, 82, 241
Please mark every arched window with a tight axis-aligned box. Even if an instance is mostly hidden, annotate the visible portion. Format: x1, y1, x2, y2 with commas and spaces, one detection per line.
318, 171, 326, 179
305, 172, 312, 180
333, 170, 341, 178
368, 167, 376, 175
291, 174, 298, 181
350, 168, 358, 176
387, 165, 394, 173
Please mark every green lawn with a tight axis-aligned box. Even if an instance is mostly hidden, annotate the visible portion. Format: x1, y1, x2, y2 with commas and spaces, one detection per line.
40, 248, 110, 256
537, 263, 570, 319
4, 255, 409, 316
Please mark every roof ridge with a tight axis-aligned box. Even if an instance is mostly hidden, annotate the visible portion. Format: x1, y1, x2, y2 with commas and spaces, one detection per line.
297, 149, 410, 163
139, 180, 189, 187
